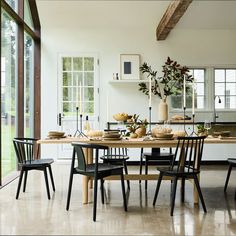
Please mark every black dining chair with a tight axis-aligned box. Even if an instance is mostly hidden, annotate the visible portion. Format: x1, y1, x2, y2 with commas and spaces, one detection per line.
139, 147, 174, 190
224, 158, 236, 199
66, 142, 127, 222
13, 138, 55, 200
153, 136, 207, 216
100, 129, 130, 189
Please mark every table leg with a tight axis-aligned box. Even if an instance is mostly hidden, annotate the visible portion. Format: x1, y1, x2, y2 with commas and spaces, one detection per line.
88, 148, 93, 189
82, 148, 90, 204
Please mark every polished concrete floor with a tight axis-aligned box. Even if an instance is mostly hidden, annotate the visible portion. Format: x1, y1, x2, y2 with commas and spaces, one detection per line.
1, 164, 236, 235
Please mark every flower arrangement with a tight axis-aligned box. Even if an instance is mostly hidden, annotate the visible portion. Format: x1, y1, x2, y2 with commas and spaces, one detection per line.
126, 114, 148, 138
138, 57, 194, 100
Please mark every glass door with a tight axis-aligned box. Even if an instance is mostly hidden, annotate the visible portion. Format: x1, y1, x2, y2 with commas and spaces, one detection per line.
57, 54, 99, 158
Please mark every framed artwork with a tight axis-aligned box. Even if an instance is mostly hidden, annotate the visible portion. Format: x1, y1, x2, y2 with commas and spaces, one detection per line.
120, 54, 140, 80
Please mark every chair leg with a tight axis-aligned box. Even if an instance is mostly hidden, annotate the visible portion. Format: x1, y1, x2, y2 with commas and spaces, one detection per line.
139, 148, 143, 184
145, 158, 148, 190
100, 179, 105, 204
124, 160, 130, 190
93, 177, 98, 222
43, 167, 51, 200
181, 178, 185, 203
193, 175, 207, 213
153, 172, 163, 206
48, 165, 55, 191
224, 164, 232, 192
170, 176, 178, 216
23, 170, 28, 193
66, 169, 74, 211
120, 172, 127, 212
16, 169, 24, 199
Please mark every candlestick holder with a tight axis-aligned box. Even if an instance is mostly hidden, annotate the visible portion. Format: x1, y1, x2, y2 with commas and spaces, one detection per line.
183, 107, 188, 135
74, 107, 87, 137
147, 106, 152, 136
189, 114, 198, 137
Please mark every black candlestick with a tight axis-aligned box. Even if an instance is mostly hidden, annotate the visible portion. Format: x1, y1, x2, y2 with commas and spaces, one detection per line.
147, 106, 152, 135
183, 107, 188, 135
189, 114, 198, 136
74, 107, 87, 137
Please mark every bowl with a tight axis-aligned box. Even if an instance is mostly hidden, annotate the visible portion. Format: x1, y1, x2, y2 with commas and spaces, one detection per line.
113, 113, 128, 122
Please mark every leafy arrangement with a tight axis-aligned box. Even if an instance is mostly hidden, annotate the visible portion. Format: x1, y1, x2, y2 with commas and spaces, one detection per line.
126, 114, 148, 134
139, 57, 194, 99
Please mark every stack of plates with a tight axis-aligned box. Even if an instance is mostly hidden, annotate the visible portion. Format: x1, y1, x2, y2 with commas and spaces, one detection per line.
48, 131, 65, 139
154, 133, 174, 140
103, 131, 122, 140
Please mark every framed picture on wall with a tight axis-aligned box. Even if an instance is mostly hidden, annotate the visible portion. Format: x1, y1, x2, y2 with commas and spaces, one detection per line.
120, 54, 140, 80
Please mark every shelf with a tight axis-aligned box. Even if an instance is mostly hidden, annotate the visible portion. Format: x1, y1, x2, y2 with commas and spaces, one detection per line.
109, 80, 148, 84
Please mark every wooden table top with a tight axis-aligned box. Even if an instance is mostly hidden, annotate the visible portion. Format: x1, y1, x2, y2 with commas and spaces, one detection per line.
37, 136, 236, 148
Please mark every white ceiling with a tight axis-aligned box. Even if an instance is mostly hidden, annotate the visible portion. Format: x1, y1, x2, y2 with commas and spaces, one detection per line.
36, 0, 236, 30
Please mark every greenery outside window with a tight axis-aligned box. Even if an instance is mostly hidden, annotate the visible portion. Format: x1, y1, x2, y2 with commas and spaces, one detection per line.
1, 10, 17, 178
24, 32, 34, 137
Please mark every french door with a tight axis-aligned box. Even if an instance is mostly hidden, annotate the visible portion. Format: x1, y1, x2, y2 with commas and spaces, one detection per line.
57, 53, 99, 158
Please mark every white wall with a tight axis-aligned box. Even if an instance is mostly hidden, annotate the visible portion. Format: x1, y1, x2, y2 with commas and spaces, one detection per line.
38, 1, 236, 160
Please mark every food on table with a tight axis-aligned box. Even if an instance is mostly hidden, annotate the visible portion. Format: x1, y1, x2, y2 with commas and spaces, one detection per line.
86, 130, 103, 137
172, 131, 186, 137
113, 113, 129, 122
152, 125, 172, 137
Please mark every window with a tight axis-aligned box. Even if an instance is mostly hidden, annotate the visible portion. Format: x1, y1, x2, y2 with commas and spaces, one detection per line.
189, 69, 205, 109
171, 69, 206, 110
62, 56, 95, 116
214, 69, 236, 109
1, 10, 17, 178
24, 32, 34, 137
1, 0, 41, 185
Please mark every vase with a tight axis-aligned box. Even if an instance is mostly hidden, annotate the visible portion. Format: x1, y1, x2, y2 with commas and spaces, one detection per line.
158, 98, 168, 121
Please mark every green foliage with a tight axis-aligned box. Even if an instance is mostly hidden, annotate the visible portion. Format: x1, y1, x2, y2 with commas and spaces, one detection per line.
139, 57, 194, 99
126, 114, 148, 134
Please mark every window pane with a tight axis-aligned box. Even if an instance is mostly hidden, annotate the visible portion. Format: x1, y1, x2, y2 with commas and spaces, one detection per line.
1, 11, 17, 178
215, 97, 224, 109
24, 33, 34, 137
84, 102, 94, 114
63, 72, 72, 86
84, 72, 94, 86
84, 57, 94, 71
226, 83, 236, 96
24, 0, 34, 29
215, 69, 225, 82
73, 57, 83, 71
226, 70, 236, 82
84, 87, 94, 101
196, 83, 204, 96
194, 69, 204, 83
5, 0, 17, 12
215, 83, 225, 95
63, 58, 71, 71
196, 96, 204, 109
73, 72, 83, 86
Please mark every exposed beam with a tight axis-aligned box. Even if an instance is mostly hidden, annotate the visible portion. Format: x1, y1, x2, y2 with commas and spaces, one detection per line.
156, 0, 193, 41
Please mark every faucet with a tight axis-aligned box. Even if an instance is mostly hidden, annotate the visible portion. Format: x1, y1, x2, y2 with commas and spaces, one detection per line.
213, 95, 221, 123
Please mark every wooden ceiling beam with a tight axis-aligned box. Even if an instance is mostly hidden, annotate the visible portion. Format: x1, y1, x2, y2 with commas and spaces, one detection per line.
156, 0, 193, 41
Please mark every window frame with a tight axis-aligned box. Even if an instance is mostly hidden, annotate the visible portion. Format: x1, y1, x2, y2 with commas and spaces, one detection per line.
0, 0, 41, 185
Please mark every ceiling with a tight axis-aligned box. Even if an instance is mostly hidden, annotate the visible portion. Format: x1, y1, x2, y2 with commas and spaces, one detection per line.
36, 0, 236, 30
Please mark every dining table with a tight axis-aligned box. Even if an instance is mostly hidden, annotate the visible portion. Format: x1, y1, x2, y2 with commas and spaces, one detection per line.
38, 136, 236, 204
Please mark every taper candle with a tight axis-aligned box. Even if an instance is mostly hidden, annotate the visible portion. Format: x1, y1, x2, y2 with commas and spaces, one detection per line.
183, 75, 186, 108
149, 77, 152, 107
192, 81, 195, 115
79, 82, 82, 114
